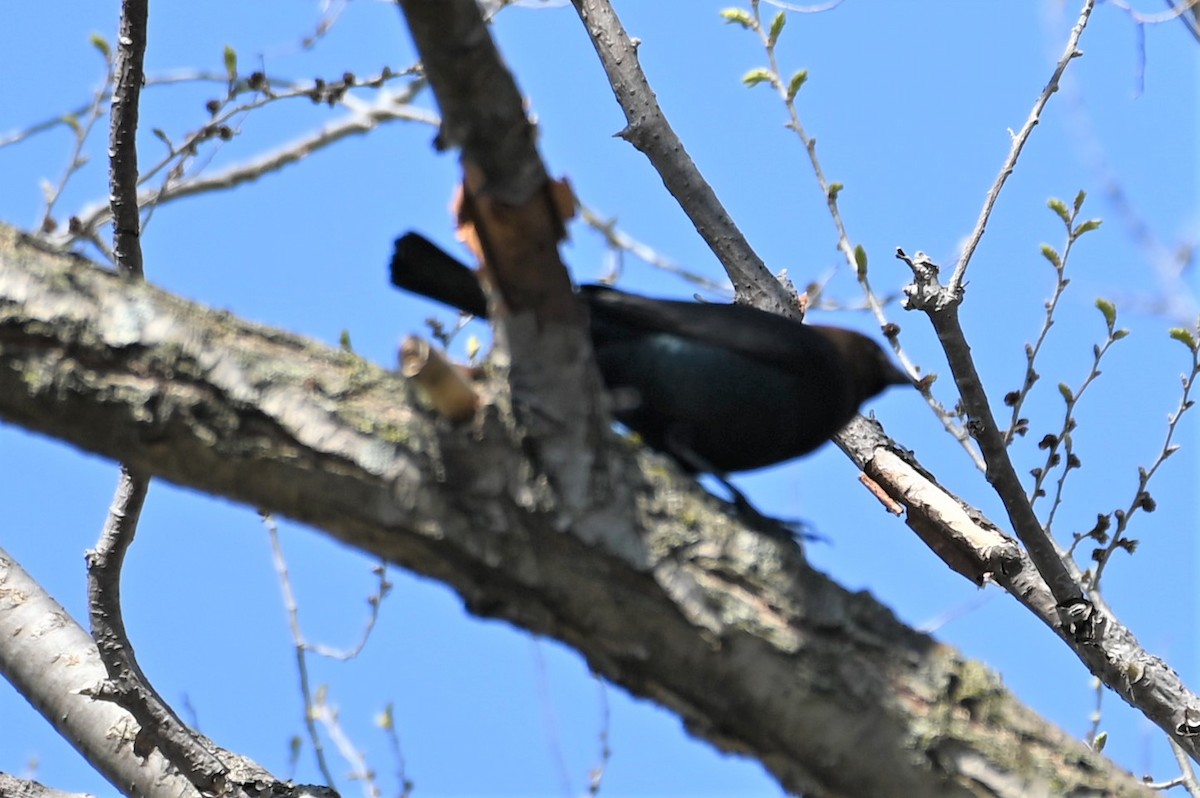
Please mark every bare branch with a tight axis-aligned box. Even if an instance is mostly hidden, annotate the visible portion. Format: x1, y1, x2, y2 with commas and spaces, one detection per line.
397, 0, 614, 526
569, 0, 796, 315
730, 1, 986, 470
900, 248, 1090, 619
0, 222, 1168, 796
949, 0, 1095, 294
0, 545, 202, 797
0, 773, 93, 798
68, 80, 430, 243
37, 47, 113, 237
87, 466, 232, 794
108, 0, 147, 276
264, 512, 393, 789
579, 203, 734, 295
1090, 323, 1200, 589
93, 6, 222, 791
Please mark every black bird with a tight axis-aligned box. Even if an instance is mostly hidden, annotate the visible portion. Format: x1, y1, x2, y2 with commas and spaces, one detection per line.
390, 233, 909, 476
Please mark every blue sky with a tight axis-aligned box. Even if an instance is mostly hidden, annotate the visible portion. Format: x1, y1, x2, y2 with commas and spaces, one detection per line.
1, 2, 1197, 795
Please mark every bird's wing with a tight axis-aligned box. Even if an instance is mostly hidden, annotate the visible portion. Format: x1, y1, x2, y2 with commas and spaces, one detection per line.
580, 284, 841, 375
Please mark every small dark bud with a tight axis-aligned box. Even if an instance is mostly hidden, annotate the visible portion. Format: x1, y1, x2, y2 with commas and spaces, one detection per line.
1038, 434, 1057, 449
217, 126, 233, 141
68, 216, 83, 234
1135, 492, 1156, 512
309, 77, 326, 103
1119, 538, 1139, 554
1067, 454, 1081, 469
1004, 391, 1020, 406
205, 99, 221, 116
882, 322, 900, 339
248, 71, 266, 90
1030, 467, 1043, 479
1047, 452, 1061, 468
1086, 513, 1111, 543
343, 71, 356, 85
1091, 548, 1105, 562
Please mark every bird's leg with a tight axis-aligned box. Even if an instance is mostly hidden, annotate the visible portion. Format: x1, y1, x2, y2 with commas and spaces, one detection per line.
711, 473, 818, 544
662, 432, 812, 545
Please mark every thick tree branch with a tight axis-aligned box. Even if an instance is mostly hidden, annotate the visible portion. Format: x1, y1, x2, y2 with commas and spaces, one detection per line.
0, 773, 93, 798
397, 0, 612, 525
0, 546, 323, 798
0, 546, 199, 797
0, 224, 1160, 797
560, 2, 1200, 757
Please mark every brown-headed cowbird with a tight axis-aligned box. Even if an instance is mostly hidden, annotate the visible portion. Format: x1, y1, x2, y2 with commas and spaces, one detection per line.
390, 232, 909, 475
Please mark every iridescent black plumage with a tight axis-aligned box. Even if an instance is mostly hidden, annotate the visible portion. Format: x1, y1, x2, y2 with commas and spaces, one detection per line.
390, 232, 908, 475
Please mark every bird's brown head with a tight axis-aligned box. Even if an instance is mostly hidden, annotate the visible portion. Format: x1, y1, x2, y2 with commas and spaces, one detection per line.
817, 326, 912, 408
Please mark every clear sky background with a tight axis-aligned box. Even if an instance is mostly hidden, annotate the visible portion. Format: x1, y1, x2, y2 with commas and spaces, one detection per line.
1, 2, 1197, 796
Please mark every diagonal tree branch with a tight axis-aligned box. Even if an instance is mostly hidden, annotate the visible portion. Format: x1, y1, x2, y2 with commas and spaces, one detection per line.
0, 223, 1162, 797
563, 0, 1200, 765
569, 0, 796, 315
0, 544, 335, 798
396, 0, 621, 536
0, 545, 201, 798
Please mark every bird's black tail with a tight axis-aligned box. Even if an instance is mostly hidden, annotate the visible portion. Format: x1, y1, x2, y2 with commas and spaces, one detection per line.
390, 233, 491, 319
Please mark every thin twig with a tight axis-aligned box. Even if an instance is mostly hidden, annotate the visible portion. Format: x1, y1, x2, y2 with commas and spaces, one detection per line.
1056, 55, 1198, 323
587, 678, 611, 797
265, 513, 339, 788
380, 702, 414, 798
1003, 198, 1092, 447
739, 0, 984, 469
310, 698, 380, 798
265, 512, 393, 789
948, 0, 1095, 294
66, 80, 428, 244
578, 204, 733, 295
1090, 327, 1200, 590
38, 51, 113, 236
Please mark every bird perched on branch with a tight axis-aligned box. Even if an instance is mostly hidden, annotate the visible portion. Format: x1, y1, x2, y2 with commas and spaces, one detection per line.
390, 232, 909, 477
